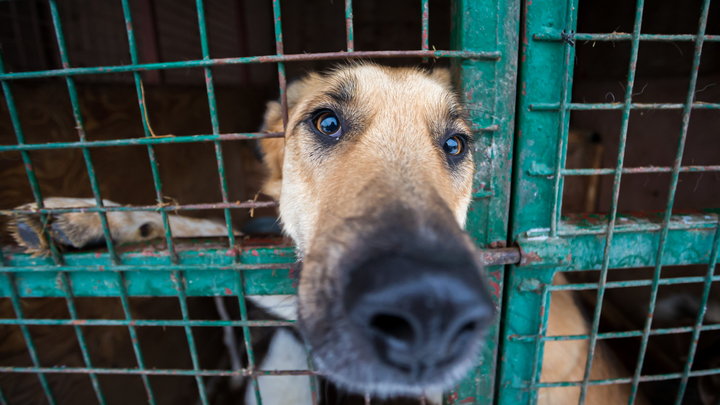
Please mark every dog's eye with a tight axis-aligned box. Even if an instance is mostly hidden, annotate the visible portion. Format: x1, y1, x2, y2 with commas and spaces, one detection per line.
314, 111, 342, 137
443, 135, 465, 156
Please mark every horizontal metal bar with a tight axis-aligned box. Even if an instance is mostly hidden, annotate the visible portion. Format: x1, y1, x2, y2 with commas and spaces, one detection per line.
549, 275, 720, 290
1, 248, 522, 272
0, 50, 501, 81
529, 165, 720, 177
530, 102, 720, 111
0, 366, 320, 377
0, 318, 294, 327
509, 319, 720, 342
2, 201, 278, 215
532, 367, 720, 388
534, 32, 720, 42
0, 132, 284, 152
0, 263, 287, 273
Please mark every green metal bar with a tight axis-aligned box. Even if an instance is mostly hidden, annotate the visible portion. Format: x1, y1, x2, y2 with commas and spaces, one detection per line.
630, 1, 711, 401
528, 165, 720, 176
547, 275, 720, 291
172, 271, 209, 404
578, 1, 644, 401
57, 272, 107, 405
273, 0, 288, 127
0, 132, 284, 152
117, 271, 156, 405
451, 0, 520, 402
675, 221, 720, 403
2, 273, 57, 404
530, 102, 720, 110
194, 0, 237, 248
530, 366, 720, 387
0, 50, 500, 81
528, 285, 552, 402
421, 0, 429, 51
533, 32, 720, 42
0, 385, 7, 405
47, 0, 118, 266
0, 366, 320, 377
345, 0, 354, 51
510, 322, 720, 342
0, 318, 293, 327
549, 0, 579, 237
236, 271, 263, 405
0, 51, 64, 266
119, 0, 178, 264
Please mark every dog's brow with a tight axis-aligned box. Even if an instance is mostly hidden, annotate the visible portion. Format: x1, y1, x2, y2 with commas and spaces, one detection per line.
325, 76, 357, 104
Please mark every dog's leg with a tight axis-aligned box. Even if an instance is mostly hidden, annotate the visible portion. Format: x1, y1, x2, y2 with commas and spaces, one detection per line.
244, 328, 312, 405
6, 197, 231, 255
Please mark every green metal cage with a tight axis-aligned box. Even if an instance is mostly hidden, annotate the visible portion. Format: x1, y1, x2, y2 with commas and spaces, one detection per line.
0, 0, 719, 404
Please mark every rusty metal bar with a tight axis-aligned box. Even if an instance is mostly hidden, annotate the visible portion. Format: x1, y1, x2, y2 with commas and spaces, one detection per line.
0, 50, 501, 81
345, 0, 354, 51
534, 32, 720, 42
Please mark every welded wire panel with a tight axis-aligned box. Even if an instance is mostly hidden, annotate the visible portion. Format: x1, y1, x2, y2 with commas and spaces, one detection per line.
0, 0, 519, 404
503, 0, 720, 403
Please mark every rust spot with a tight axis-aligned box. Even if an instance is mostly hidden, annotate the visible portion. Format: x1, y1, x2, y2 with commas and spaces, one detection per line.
459, 398, 475, 404
251, 250, 259, 257
70, 320, 88, 325
519, 248, 542, 266
224, 287, 232, 295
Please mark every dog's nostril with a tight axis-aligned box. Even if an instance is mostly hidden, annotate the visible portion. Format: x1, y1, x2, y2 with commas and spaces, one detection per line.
369, 314, 415, 347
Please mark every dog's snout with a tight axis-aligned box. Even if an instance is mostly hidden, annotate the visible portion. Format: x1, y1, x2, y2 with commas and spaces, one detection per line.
345, 255, 494, 378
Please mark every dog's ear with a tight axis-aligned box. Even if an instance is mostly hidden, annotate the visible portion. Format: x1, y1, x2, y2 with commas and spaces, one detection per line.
429, 68, 452, 88
259, 100, 285, 200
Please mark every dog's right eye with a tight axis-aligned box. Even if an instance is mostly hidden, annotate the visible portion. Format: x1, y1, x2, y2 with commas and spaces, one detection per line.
313, 111, 342, 138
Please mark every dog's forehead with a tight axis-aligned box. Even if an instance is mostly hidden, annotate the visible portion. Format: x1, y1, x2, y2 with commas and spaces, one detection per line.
312, 65, 456, 119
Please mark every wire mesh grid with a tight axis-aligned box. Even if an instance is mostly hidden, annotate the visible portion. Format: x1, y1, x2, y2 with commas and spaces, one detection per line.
0, 0, 508, 404
512, 0, 720, 403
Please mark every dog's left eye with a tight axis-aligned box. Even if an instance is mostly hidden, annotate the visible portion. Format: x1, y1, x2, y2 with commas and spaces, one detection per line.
313, 111, 342, 137
443, 135, 465, 156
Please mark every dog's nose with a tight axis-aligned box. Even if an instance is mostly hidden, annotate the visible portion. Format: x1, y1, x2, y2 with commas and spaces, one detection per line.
345, 256, 494, 378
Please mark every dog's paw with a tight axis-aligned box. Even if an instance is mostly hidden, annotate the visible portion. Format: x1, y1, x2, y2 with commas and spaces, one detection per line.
6, 197, 234, 256
7, 198, 120, 256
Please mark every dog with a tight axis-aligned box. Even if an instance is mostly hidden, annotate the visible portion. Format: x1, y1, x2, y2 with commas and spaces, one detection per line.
4, 63, 638, 404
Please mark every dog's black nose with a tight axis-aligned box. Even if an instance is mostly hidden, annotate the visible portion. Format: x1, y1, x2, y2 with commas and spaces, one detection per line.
345, 255, 494, 378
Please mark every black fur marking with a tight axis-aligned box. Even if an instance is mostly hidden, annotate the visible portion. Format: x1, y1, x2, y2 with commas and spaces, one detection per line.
139, 223, 152, 238
16, 222, 42, 248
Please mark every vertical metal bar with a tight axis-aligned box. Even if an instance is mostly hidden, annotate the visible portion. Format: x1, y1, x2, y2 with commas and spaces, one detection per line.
120, 0, 178, 263
236, 271, 263, 405
345, 0, 354, 52
56, 272, 107, 405
2, 274, 57, 405
117, 271, 157, 405
578, 1, 645, 403
629, 1, 711, 402
0, 384, 7, 405
47, 0, 119, 265
195, 0, 237, 247
528, 286, 551, 404
272, 0, 288, 128
675, 219, 720, 404
549, 0, 579, 237
0, 52, 63, 266
303, 344, 319, 405
172, 271, 209, 405
421, 0, 429, 51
